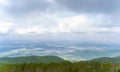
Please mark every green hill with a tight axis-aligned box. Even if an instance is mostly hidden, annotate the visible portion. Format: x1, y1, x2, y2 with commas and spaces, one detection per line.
0, 56, 65, 65
91, 56, 120, 63
1, 55, 120, 65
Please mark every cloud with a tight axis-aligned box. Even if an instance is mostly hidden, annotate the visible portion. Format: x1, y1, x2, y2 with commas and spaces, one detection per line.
0, 47, 44, 57
7, 13, 119, 35
0, 0, 9, 6
68, 46, 115, 52
0, 0, 119, 35
0, 22, 13, 34
3, 0, 120, 16
0, 48, 27, 57
55, 0, 119, 13
0, 45, 118, 61
0, 0, 120, 44
6, 0, 53, 16
0, 46, 85, 61
14, 26, 47, 35
0, 11, 119, 36
61, 54, 86, 61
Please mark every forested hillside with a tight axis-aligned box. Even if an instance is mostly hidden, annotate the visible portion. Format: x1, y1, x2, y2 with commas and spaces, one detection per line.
0, 56, 120, 72
0, 61, 120, 72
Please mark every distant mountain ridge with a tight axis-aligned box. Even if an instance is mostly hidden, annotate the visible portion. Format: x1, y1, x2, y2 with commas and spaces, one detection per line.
0, 56, 65, 65
0, 55, 120, 65
91, 56, 120, 63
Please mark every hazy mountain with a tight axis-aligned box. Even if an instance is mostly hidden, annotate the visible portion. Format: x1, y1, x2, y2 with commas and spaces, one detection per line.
1, 55, 120, 65
91, 56, 120, 63
0, 56, 65, 65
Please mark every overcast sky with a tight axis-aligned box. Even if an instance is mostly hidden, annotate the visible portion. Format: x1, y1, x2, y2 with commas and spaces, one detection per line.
0, 0, 120, 60
0, 0, 120, 43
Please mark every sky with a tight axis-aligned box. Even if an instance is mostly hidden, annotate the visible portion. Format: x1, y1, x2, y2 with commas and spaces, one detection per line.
0, 0, 120, 61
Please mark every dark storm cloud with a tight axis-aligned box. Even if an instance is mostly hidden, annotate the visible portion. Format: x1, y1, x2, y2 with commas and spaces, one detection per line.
7, 0, 52, 15
55, 0, 119, 13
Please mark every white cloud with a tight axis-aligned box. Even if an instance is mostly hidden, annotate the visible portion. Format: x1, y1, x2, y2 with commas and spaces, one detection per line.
11, 13, 120, 35
0, 10, 119, 35
57, 14, 114, 33
0, 47, 44, 57
61, 55, 86, 61
0, 0, 9, 6
0, 48, 27, 57
0, 0, 119, 35
69, 46, 114, 51
0, 22, 13, 34
14, 26, 47, 35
